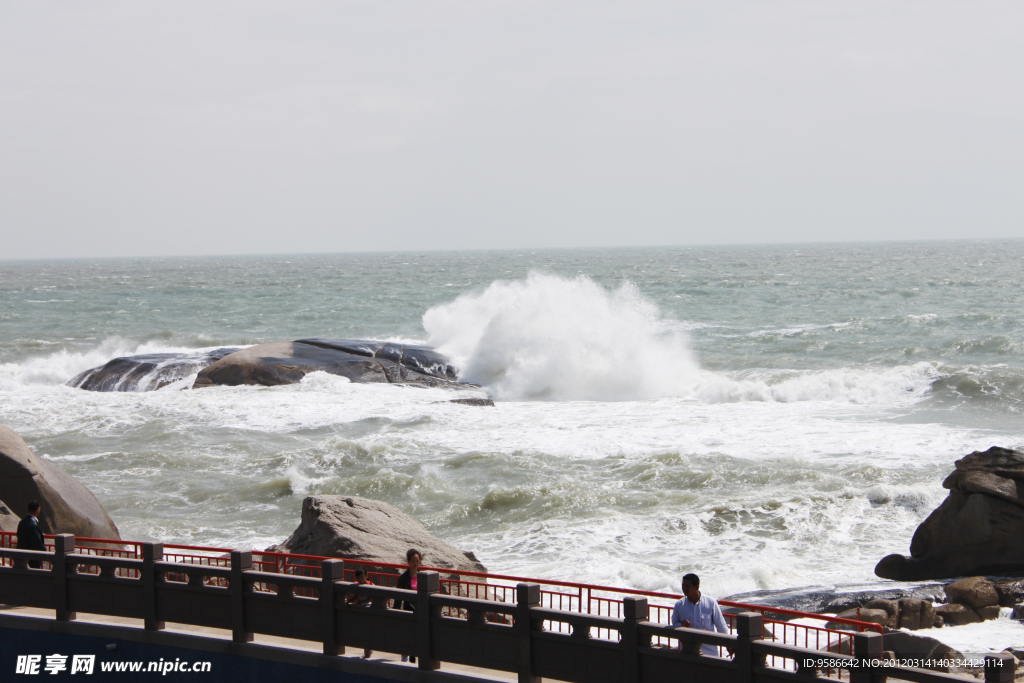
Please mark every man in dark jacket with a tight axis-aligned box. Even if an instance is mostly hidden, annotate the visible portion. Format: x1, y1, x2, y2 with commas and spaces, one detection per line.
17, 500, 46, 568
396, 548, 422, 663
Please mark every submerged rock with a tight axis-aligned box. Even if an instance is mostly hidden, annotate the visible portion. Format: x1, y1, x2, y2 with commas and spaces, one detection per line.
267, 495, 486, 574
875, 446, 1024, 580
70, 339, 475, 392
0, 425, 120, 540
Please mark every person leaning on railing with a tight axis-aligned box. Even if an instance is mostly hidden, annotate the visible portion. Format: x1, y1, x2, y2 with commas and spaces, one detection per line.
397, 548, 421, 664
16, 500, 45, 569
347, 568, 374, 659
671, 573, 734, 658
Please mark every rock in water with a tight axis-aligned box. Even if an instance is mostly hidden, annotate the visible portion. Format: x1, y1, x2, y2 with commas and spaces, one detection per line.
0, 425, 120, 540
0, 498, 19, 533
267, 495, 486, 574
70, 347, 240, 391
875, 446, 1024, 580
69, 338, 472, 392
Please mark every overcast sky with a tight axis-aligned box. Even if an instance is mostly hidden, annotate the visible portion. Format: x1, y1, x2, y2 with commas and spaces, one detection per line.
1, 2, 1022, 260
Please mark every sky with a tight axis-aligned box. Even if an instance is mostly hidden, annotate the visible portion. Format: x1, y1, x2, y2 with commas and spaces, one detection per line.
1, 1, 1022, 260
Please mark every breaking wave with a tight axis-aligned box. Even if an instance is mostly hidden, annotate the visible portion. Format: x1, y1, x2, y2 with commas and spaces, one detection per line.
423, 273, 940, 404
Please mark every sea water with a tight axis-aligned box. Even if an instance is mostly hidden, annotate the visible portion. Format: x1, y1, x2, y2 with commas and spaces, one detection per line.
1, 242, 1022, 621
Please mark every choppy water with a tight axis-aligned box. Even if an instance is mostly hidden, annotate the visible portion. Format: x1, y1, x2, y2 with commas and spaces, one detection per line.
1, 241, 1022, 602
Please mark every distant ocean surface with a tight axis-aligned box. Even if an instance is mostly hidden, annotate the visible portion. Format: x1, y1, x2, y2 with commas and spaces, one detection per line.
2, 241, 1023, 601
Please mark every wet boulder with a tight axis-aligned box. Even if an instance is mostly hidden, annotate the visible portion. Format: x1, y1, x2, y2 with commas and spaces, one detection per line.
875, 446, 1024, 580
0, 426, 120, 540
267, 495, 486, 574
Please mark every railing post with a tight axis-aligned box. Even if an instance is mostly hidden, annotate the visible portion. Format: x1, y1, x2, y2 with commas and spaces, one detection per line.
230, 550, 253, 643
321, 559, 344, 656
985, 653, 1015, 683
516, 583, 541, 683
850, 632, 882, 683
621, 597, 648, 683
141, 542, 164, 631
734, 613, 764, 683
416, 570, 440, 670
52, 534, 76, 622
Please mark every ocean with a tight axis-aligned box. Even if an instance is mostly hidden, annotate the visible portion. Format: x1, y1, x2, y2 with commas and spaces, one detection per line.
1, 240, 1022, 605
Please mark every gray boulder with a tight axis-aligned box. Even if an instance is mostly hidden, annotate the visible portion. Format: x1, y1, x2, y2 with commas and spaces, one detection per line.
267, 495, 486, 574
0, 498, 19, 533
0, 425, 120, 540
875, 446, 1024, 580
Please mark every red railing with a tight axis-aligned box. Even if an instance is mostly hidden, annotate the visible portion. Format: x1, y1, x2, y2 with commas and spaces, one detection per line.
0, 531, 879, 674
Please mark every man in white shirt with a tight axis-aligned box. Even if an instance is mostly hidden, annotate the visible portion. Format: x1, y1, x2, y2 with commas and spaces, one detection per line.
670, 573, 732, 657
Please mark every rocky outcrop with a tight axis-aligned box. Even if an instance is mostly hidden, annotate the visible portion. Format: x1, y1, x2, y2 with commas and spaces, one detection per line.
267, 495, 486, 574
194, 340, 461, 389
875, 446, 1024, 580
0, 426, 120, 540
70, 347, 240, 391
0, 498, 19, 533
71, 339, 472, 392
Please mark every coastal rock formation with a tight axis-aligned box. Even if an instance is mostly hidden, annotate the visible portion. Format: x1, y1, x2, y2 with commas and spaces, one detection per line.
875, 446, 1024, 580
267, 495, 486, 574
71, 339, 471, 392
70, 347, 240, 391
0, 426, 120, 540
0, 499, 19, 533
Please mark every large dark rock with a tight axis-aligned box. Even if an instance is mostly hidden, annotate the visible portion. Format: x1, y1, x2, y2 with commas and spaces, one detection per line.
267, 495, 486, 575
875, 446, 1024, 580
0, 426, 120, 540
71, 347, 239, 391
70, 339, 472, 392
193, 340, 464, 389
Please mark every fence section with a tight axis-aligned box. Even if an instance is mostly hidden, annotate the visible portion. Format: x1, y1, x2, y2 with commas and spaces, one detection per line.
0, 534, 1005, 683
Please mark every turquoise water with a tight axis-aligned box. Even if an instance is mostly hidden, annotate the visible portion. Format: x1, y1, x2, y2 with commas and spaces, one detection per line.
1, 240, 1022, 599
